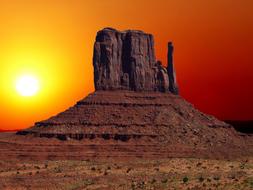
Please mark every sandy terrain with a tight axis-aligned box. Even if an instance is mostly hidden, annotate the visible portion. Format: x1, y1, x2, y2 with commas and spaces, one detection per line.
0, 132, 252, 189
0, 157, 252, 190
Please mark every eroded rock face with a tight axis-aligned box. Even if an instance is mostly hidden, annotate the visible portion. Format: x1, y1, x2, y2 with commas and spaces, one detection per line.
93, 28, 169, 92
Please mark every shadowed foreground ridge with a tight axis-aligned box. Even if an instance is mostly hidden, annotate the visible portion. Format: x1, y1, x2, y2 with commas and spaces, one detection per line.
14, 28, 252, 159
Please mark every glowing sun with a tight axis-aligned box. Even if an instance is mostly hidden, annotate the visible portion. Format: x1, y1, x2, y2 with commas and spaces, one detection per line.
16, 75, 40, 97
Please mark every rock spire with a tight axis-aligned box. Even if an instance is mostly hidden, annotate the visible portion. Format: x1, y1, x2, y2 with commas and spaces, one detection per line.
167, 42, 179, 94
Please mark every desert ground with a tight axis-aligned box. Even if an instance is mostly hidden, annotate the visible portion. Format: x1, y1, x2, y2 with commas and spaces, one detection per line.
0, 157, 253, 190
0, 132, 252, 190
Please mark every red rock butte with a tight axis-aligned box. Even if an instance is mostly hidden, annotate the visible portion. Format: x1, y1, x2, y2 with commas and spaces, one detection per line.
9, 28, 252, 159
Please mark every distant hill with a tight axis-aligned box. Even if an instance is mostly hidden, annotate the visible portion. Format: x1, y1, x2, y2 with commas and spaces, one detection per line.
0, 129, 18, 132
225, 120, 253, 134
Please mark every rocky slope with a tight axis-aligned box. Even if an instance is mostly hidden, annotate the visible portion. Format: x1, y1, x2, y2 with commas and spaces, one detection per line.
18, 90, 244, 149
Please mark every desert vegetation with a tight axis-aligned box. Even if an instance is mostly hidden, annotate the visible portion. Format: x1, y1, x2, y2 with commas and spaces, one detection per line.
0, 158, 252, 190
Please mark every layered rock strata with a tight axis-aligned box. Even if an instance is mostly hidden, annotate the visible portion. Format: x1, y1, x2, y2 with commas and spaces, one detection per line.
18, 91, 241, 148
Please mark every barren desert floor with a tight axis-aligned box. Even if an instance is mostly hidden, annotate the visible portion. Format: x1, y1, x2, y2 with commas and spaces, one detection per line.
0, 157, 253, 190
0, 132, 252, 190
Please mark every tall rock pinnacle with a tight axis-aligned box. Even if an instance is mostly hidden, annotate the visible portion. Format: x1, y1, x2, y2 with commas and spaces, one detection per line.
167, 42, 179, 95
93, 28, 176, 93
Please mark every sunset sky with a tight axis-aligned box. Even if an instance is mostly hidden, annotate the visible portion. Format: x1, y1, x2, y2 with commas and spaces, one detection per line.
0, 0, 253, 130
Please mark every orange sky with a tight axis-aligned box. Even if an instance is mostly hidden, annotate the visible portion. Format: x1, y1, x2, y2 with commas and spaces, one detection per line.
0, 0, 253, 130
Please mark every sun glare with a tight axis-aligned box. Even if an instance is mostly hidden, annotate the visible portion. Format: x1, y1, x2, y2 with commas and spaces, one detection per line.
16, 75, 39, 97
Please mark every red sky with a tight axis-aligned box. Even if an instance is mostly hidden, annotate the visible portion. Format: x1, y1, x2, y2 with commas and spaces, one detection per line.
0, 0, 253, 130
